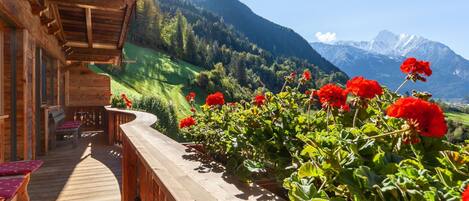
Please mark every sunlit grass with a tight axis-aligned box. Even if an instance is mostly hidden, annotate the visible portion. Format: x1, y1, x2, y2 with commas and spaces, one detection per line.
446, 112, 469, 125
91, 43, 206, 118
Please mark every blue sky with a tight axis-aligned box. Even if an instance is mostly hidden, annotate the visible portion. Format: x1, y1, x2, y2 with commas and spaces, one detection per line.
239, 0, 469, 59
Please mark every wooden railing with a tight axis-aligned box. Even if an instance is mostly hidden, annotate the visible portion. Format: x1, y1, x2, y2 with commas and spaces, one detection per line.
106, 108, 135, 145
66, 106, 106, 130
104, 107, 283, 201
0, 115, 8, 162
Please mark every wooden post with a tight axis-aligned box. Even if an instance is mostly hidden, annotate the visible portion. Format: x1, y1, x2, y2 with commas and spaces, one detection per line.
10, 28, 17, 161
107, 111, 114, 145
34, 48, 42, 156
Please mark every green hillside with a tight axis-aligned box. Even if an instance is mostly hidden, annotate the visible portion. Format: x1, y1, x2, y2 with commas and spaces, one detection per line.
91, 43, 206, 117
446, 112, 469, 125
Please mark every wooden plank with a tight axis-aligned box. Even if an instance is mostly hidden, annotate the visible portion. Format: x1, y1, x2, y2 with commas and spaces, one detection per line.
65, 41, 117, 49
117, 2, 134, 49
29, 132, 122, 201
85, 8, 92, 48
49, 0, 127, 12
50, 4, 66, 43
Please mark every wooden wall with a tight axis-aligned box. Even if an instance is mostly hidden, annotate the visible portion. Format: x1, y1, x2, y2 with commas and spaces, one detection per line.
66, 64, 111, 107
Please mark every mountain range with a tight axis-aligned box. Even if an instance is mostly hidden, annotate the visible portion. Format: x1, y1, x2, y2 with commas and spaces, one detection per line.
311, 30, 469, 98
190, 0, 341, 73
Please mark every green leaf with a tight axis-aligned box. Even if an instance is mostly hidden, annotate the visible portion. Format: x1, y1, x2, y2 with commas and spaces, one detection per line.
353, 166, 383, 189
301, 145, 318, 158
243, 160, 266, 173
298, 162, 323, 178
361, 123, 380, 136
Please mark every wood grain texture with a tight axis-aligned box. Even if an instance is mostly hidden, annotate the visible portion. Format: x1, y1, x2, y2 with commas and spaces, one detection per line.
29, 131, 122, 201
66, 65, 110, 107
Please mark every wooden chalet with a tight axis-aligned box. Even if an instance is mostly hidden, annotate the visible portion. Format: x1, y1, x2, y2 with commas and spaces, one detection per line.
0, 0, 283, 200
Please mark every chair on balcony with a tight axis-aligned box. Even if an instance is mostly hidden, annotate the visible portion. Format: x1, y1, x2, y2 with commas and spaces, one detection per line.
0, 160, 43, 201
49, 108, 82, 148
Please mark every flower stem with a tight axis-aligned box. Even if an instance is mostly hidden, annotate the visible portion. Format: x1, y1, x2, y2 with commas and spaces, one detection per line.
358, 128, 410, 141
353, 107, 359, 128
280, 80, 288, 92
395, 79, 409, 93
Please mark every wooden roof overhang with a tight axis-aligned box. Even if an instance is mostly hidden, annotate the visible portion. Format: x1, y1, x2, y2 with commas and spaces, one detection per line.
28, 0, 136, 65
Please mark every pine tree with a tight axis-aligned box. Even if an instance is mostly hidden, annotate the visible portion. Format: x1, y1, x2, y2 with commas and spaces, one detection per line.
185, 27, 197, 63
174, 10, 185, 58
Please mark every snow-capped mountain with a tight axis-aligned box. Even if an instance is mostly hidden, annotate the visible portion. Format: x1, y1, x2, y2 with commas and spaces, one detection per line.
312, 30, 469, 98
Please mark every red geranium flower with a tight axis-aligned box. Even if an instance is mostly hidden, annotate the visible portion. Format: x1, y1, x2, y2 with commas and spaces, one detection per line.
386, 97, 447, 138
290, 72, 297, 79
316, 84, 348, 109
206, 92, 225, 106
305, 90, 312, 96
400, 57, 432, 77
186, 92, 196, 102
302, 69, 312, 81
340, 104, 350, 112
462, 185, 469, 201
402, 137, 421, 145
346, 76, 383, 99
254, 94, 266, 106
179, 116, 196, 128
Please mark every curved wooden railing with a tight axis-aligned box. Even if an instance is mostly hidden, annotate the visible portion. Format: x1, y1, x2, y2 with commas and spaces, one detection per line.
105, 107, 284, 201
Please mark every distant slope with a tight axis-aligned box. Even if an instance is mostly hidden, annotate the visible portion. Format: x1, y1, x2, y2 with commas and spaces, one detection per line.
446, 112, 469, 126
190, 0, 340, 73
94, 43, 206, 117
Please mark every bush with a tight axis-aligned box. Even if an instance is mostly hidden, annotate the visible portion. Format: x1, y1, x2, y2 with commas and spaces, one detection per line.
133, 96, 181, 140
180, 59, 469, 200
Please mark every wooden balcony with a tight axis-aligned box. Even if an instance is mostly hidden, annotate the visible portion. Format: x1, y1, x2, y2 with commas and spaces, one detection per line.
25, 107, 283, 201
29, 131, 121, 201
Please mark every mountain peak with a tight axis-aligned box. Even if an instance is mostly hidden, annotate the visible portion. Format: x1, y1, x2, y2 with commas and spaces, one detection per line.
374, 30, 398, 43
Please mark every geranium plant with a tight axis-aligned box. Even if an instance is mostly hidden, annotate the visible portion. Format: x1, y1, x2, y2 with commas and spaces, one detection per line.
180, 58, 469, 200
111, 93, 133, 109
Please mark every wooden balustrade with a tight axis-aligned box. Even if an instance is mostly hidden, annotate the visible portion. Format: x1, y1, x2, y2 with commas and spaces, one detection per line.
106, 108, 135, 145
0, 115, 8, 162
105, 107, 283, 201
65, 106, 106, 130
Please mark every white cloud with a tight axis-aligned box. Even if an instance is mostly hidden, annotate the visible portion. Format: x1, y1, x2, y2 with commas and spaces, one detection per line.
315, 32, 337, 43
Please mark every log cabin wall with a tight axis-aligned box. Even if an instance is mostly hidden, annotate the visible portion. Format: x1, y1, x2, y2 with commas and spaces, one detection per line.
0, 0, 65, 161
66, 64, 111, 107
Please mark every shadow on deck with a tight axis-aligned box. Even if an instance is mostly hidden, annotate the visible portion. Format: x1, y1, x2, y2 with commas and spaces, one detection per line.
29, 131, 122, 201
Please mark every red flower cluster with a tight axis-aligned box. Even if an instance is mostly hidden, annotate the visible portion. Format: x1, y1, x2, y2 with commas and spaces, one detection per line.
463, 185, 469, 201
400, 57, 432, 77
346, 76, 383, 99
121, 93, 132, 108
386, 97, 447, 138
179, 116, 196, 128
206, 92, 225, 106
302, 69, 312, 81
254, 94, 266, 106
186, 92, 196, 102
316, 84, 348, 109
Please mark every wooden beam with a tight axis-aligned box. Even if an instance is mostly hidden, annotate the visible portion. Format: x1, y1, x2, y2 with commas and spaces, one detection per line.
65, 41, 117, 49
69, 47, 122, 56
0, 0, 66, 61
85, 8, 93, 48
50, 4, 66, 43
117, 3, 135, 49
47, 0, 126, 12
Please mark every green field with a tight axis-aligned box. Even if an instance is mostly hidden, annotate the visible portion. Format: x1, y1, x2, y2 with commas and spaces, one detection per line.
90, 43, 206, 117
446, 112, 469, 125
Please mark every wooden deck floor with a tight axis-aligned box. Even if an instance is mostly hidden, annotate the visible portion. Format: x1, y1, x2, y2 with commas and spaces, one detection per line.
29, 132, 122, 201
